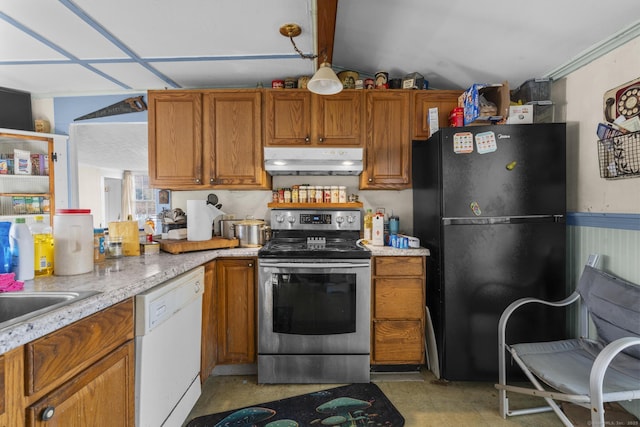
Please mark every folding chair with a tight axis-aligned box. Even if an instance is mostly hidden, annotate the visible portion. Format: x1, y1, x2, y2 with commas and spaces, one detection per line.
496, 255, 640, 426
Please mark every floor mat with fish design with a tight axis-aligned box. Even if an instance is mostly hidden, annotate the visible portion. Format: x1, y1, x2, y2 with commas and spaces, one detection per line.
186, 382, 405, 427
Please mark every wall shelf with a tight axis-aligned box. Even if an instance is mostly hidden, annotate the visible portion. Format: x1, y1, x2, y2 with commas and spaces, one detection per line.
267, 202, 363, 209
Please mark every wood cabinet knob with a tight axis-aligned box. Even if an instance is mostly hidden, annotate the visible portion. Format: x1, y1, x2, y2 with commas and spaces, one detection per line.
304, 136, 310, 143
209, 178, 215, 184
41, 406, 55, 421
248, 263, 253, 267
195, 178, 201, 184
318, 137, 324, 143
368, 178, 373, 182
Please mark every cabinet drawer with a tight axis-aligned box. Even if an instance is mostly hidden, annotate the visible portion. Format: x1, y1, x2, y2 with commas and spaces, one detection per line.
374, 256, 424, 276
25, 299, 134, 395
373, 320, 424, 363
374, 278, 423, 319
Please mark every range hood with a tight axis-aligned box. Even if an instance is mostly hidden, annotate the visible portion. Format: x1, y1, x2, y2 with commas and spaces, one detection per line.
264, 147, 363, 176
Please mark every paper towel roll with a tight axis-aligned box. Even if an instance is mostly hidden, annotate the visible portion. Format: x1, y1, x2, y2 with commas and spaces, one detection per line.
186, 200, 225, 241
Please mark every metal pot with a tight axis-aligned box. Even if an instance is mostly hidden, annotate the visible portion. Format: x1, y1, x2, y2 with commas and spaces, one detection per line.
233, 219, 267, 248
219, 219, 241, 239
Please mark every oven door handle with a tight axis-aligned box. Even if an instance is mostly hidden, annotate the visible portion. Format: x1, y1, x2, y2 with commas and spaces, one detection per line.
259, 262, 370, 269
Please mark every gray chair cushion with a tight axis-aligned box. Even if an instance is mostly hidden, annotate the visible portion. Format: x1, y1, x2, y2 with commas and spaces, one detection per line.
512, 338, 640, 396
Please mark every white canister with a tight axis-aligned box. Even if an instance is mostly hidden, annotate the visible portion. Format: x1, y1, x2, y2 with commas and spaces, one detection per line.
53, 209, 94, 275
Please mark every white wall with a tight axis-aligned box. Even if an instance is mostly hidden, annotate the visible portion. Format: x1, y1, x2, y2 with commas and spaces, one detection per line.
170, 175, 415, 236
77, 164, 122, 227
554, 36, 640, 213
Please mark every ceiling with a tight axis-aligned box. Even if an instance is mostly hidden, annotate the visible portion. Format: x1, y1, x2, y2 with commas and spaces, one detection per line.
1, 0, 639, 98
2, 1, 639, 172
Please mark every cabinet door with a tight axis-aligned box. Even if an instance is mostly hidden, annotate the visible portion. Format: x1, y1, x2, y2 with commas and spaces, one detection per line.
413, 90, 463, 139
216, 258, 256, 364
264, 90, 312, 145
361, 91, 411, 189
148, 91, 203, 188
203, 91, 269, 188
312, 91, 363, 146
201, 260, 217, 380
0, 354, 4, 422
26, 341, 134, 427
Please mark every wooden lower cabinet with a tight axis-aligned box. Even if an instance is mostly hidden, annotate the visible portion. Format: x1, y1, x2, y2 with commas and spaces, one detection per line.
26, 342, 134, 427
201, 260, 217, 380
371, 256, 426, 365
215, 258, 256, 364
2, 299, 135, 427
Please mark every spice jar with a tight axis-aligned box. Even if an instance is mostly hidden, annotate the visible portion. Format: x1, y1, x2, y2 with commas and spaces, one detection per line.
315, 186, 324, 203
330, 186, 339, 203
284, 188, 292, 203
299, 185, 308, 203
339, 186, 347, 203
291, 185, 299, 203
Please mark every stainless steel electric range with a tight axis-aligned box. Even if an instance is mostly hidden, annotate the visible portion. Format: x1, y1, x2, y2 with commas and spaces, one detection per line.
257, 208, 371, 384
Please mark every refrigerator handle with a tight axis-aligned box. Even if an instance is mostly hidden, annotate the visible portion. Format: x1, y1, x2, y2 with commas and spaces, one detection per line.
443, 215, 564, 226
509, 215, 564, 224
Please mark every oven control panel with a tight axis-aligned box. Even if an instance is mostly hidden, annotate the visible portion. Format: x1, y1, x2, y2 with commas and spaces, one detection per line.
300, 213, 331, 225
270, 209, 362, 231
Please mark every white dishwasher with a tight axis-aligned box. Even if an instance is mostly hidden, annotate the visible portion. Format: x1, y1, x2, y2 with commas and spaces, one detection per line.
135, 266, 204, 427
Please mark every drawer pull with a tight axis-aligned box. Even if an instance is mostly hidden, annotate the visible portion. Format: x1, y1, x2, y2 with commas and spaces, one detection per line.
41, 406, 55, 421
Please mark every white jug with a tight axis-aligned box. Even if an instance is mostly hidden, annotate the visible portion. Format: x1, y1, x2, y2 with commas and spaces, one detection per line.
54, 209, 94, 275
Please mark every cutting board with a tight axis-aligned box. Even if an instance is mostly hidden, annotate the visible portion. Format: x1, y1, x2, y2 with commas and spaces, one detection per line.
155, 237, 239, 254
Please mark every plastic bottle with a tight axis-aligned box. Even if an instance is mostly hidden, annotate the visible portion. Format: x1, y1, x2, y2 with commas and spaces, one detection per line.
0, 222, 12, 273
10, 218, 34, 281
363, 209, 373, 242
94, 228, 106, 263
30, 215, 54, 277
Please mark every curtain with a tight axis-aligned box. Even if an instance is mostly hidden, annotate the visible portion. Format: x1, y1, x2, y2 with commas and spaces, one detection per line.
122, 170, 135, 221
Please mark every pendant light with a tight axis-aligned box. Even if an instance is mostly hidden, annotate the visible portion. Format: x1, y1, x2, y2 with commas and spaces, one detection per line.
307, 62, 343, 95
280, 23, 343, 96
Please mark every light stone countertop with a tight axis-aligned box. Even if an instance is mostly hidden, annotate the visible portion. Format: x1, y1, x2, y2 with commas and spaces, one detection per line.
0, 244, 429, 354
365, 244, 430, 257
0, 246, 259, 354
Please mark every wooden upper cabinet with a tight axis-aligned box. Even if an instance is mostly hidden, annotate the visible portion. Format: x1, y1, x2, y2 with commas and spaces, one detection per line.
265, 89, 363, 146
312, 90, 363, 146
203, 90, 270, 188
148, 89, 269, 190
360, 91, 411, 189
413, 90, 463, 140
148, 91, 203, 188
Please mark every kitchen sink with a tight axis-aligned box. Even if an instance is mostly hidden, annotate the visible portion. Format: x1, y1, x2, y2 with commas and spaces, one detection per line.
0, 290, 100, 331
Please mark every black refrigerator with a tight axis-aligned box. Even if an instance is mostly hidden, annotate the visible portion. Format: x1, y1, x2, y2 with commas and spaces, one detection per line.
412, 123, 567, 381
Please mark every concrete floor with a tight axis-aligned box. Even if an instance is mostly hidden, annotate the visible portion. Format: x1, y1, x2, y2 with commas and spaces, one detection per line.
184, 369, 566, 426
